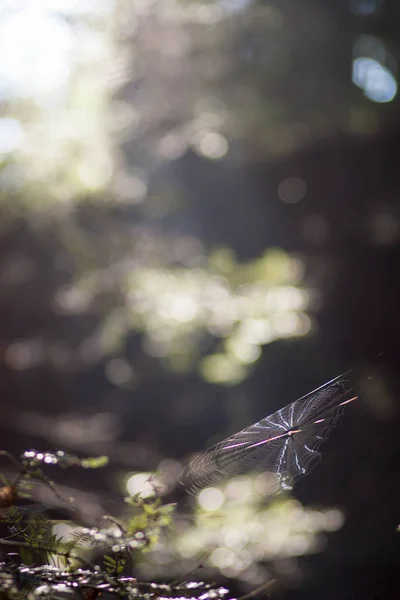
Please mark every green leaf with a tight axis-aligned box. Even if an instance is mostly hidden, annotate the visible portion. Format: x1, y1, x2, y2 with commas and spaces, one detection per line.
80, 456, 109, 469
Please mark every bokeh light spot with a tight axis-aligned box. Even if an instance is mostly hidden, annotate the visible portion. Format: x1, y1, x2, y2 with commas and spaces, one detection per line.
200, 354, 247, 384
278, 177, 307, 204
5, 339, 44, 370
192, 131, 228, 159
198, 487, 225, 511
105, 358, 134, 386
210, 547, 236, 569
224, 477, 254, 501
323, 508, 345, 531
126, 473, 159, 498
352, 57, 397, 103
0, 10, 73, 101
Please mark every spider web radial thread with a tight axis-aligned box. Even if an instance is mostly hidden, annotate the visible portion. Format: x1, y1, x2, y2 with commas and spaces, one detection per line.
182, 372, 356, 495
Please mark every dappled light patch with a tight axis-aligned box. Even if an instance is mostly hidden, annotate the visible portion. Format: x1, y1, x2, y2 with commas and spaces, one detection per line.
146, 472, 345, 585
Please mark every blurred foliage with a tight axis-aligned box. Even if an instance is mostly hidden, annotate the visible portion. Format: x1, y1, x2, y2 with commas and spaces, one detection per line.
1, 215, 310, 385
0, 449, 348, 599
1, 0, 399, 206
0, 1, 314, 386
1, 0, 399, 383
61, 245, 311, 384
138, 470, 345, 588
0, 1, 116, 207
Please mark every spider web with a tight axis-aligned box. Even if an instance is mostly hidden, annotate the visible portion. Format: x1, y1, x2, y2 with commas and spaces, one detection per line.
182, 372, 356, 494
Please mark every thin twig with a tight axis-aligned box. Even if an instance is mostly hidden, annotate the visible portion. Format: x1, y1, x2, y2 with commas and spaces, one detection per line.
169, 551, 212, 586
1, 507, 49, 540
237, 579, 275, 600
99, 514, 126, 534
0, 451, 23, 471
0, 537, 66, 555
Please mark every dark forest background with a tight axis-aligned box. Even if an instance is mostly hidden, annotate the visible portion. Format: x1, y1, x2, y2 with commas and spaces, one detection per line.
0, 1, 399, 598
